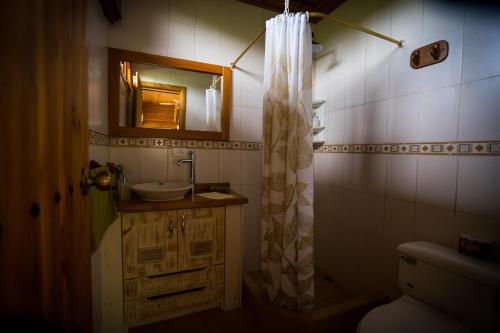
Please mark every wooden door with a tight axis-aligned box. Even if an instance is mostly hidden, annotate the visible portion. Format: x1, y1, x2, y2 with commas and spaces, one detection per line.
0, 0, 91, 331
122, 211, 178, 279
178, 208, 225, 270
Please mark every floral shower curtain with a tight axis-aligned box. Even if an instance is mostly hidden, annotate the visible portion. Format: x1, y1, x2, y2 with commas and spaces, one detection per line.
260, 12, 314, 311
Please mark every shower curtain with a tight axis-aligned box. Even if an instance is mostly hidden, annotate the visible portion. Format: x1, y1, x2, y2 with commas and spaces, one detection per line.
260, 12, 314, 311
206, 88, 221, 131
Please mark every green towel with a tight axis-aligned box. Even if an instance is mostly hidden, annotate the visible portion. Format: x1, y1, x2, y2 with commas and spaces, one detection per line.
89, 166, 118, 254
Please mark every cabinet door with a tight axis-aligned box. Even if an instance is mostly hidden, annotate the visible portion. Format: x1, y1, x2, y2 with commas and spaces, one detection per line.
178, 208, 225, 270
122, 211, 178, 279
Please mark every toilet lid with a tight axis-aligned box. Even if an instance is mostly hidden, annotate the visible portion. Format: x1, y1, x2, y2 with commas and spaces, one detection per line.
357, 295, 474, 333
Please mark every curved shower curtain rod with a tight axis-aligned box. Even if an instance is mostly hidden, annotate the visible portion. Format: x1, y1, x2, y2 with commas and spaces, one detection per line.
230, 11, 404, 69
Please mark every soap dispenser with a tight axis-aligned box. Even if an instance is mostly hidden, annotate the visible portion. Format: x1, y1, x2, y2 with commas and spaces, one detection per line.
118, 170, 131, 201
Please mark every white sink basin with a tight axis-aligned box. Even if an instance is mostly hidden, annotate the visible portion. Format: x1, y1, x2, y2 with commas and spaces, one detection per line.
131, 182, 192, 201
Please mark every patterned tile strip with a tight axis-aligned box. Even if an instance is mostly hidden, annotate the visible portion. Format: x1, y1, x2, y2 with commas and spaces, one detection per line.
313, 142, 500, 156
88, 129, 263, 151
90, 130, 500, 155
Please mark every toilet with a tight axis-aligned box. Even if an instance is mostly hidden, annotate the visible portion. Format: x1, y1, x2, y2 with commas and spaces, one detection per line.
358, 241, 500, 333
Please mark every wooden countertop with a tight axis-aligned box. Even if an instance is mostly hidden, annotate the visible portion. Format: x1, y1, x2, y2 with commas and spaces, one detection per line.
115, 190, 248, 213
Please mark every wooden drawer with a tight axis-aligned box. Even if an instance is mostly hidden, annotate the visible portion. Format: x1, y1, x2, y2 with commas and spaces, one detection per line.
124, 264, 224, 301
124, 283, 224, 326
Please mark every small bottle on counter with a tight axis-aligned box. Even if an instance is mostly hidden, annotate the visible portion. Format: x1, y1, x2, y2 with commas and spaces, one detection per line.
118, 171, 131, 201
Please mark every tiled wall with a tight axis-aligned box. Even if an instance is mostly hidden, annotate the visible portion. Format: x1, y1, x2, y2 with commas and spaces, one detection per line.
88, 0, 272, 272
313, 0, 500, 299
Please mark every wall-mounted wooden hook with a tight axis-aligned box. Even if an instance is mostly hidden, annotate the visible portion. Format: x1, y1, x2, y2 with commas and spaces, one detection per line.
410, 40, 448, 69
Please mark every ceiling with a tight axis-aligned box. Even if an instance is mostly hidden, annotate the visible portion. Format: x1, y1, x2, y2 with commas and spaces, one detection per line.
236, 0, 346, 22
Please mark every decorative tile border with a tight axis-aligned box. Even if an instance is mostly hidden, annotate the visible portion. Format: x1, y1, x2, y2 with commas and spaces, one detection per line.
88, 129, 262, 151
314, 141, 500, 156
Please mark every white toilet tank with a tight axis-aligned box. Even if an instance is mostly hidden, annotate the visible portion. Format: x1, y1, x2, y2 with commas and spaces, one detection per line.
397, 241, 500, 333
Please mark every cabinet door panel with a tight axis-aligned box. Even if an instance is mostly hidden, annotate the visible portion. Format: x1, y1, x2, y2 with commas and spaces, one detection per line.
178, 208, 224, 270
122, 211, 178, 279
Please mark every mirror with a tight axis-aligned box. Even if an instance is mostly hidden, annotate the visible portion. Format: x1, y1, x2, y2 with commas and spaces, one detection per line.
109, 48, 231, 140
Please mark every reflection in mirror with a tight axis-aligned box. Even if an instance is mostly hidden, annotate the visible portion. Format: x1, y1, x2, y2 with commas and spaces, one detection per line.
119, 61, 222, 132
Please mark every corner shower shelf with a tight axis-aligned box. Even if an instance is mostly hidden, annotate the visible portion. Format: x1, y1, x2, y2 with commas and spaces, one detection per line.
313, 100, 326, 146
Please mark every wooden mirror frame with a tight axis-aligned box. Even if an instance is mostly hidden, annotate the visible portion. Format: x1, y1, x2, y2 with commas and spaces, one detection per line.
108, 47, 231, 140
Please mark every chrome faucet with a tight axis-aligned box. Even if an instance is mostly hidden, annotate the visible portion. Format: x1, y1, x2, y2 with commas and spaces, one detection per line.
176, 151, 196, 193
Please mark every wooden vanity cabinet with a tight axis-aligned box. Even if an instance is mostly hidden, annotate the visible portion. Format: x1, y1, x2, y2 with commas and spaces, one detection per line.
122, 211, 178, 279
121, 207, 226, 326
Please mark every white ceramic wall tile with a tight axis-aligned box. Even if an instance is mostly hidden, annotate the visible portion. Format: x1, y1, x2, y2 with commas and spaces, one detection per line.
313, 153, 329, 186
195, 0, 219, 28
141, 0, 170, 56
89, 145, 110, 165
241, 3, 263, 41
167, 148, 190, 182
169, 0, 195, 24
218, 150, 241, 185
416, 155, 458, 209
194, 149, 219, 183
139, 148, 168, 183
343, 154, 366, 192
383, 199, 415, 247
231, 69, 241, 109
328, 78, 347, 111
347, 30, 367, 71
230, 106, 241, 141
422, 0, 464, 40
219, 1, 243, 65
414, 204, 454, 247
391, 0, 424, 46
459, 76, 500, 141
241, 150, 262, 185
457, 156, 500, 217
241, 184, 261, 220
462, 9, 500, 82
327, 153, 344, 188
420, 29, 463, 91
388, 94, 419, 142
345, 68, 366, 107
418, 86, 459, 142
386, 155, 418, 202
326, 109, 345, 144
194, 27, 220, 64
365, 59, 390, 103
243, 218, 260, 272
363, 154, 387, 196
365, 100, 389, 144
314, 184, 330, 222
87, 0, 109, 135
389, 46, 420, 98
109, 0, 146, 52
381, 198, 415, 298
110, 147, 141, 184
240, 71, 263, 109
167, 19, 195, 60
315, 188, 342, 278
344, 105, 366, 144
357, 232, 383, 280
361, 193, 385, 237
341, 190, 364, 232
240, 107, 262, 142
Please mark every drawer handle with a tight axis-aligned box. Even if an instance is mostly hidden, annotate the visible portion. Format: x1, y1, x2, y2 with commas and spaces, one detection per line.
146, 286, 206, 301
169, 216, 175, 239
181, 214, 185, 237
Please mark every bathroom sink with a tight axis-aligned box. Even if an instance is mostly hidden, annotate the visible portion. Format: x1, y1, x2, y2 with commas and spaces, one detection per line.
131, 182, 192, 201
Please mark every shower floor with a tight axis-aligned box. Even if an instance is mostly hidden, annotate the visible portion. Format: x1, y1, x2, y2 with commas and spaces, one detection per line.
243, 268, 388, 333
